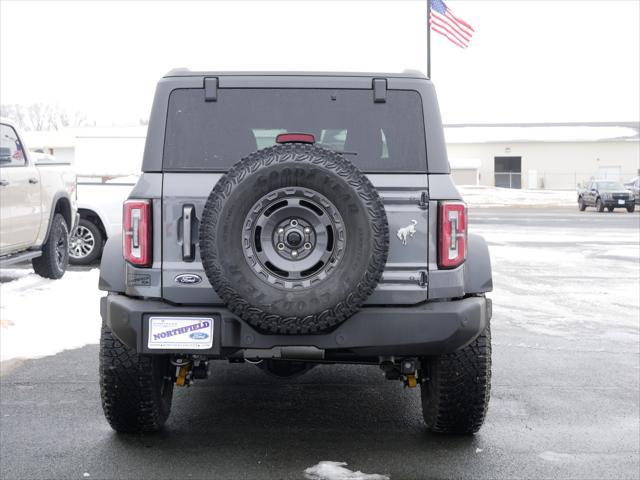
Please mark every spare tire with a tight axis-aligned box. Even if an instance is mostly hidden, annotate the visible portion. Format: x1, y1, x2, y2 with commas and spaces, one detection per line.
199, 143, 389, 334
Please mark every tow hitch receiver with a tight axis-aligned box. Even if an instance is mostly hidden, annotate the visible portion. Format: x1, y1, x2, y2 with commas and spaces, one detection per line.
379, 357, 419, 388
173, 358, 209, 387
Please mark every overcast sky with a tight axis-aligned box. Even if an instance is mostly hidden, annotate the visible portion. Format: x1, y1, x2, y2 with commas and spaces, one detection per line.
1, 0, 638, 126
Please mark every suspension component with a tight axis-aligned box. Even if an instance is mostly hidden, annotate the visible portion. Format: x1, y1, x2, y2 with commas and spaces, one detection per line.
175, 365, 189, 386
172, 358, 209, 386
379, 357, 420, 387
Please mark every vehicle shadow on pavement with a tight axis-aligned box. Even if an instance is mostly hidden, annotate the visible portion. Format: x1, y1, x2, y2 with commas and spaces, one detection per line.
1, 346, 483, 480
99, 362, 482, 477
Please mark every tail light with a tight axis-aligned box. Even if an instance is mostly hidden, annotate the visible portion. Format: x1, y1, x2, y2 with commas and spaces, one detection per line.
123, 199, 152, 267
276, 133, 315, 144
438, 201, 467, 269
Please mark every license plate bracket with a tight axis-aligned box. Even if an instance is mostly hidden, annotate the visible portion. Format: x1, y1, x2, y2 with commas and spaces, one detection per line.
147, 316, 214, 350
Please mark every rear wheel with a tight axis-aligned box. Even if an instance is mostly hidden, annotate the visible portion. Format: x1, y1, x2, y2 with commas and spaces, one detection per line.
596, 198, 605, 212
627, 205, 636, 213
32, 213, 69, 279
100, 324, 174, 433
578, 197, 586, 211
69, 218, 104, 265
420, 324, 492, 434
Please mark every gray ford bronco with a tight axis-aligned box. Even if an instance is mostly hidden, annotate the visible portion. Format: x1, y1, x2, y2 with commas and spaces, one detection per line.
98, 70, 493, 434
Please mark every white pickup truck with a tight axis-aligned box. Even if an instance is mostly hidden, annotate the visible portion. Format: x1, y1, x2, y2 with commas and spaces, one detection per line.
69, 176, 136, 265
0, 118, 78, 278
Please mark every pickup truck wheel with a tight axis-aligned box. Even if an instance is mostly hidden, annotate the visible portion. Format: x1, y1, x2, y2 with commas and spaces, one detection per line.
596, 198, 605, 212
32, 213, 69, 279
69, 218, 103, 265
578, 197, 586, 211
99, 324, 174, 433
200, 143, 389, 334
420, 323, 491, 434
627, 205, 636, 213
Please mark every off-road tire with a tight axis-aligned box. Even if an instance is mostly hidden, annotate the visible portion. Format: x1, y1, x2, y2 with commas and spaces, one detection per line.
199, 143, 389, 335
420, 323, 492, 434
627, 205, 636, 213
99, 324, 174, 433
69, 218, 104, 265
596, 198, 605, 212
32, 213, 69, 279
578, 197, 586, 211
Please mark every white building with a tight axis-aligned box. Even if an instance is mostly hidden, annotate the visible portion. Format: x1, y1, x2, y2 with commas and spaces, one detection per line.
446, 122, 639, 189
24, 122, 640, 190
25, 127, 147, 177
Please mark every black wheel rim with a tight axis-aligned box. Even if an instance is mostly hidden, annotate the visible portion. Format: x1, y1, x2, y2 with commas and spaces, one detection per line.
242, 187, 346, 289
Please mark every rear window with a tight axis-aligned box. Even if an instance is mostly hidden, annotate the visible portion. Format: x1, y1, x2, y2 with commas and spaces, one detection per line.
163, 88, 427, 172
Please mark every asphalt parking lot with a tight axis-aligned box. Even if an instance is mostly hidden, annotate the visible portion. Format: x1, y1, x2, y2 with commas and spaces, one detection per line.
1, 206, 639, 480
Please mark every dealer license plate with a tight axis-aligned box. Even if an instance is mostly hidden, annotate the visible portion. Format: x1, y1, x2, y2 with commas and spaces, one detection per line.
148, 317, 214, 349
618, 200, 625, 205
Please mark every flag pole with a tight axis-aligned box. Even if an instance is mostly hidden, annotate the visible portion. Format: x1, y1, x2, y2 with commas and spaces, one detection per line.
427, 0, 431, 78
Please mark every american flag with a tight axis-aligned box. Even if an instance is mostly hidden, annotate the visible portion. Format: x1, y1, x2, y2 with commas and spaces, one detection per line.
429, 0, 475, 49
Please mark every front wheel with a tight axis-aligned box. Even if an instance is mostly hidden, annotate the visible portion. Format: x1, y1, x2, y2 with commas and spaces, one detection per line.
420, 324, 492, 434
578, 197, 586, 211
627, 205, 636, 213
100, 324, 174, 433
69, 218, 104, 265
596, 198, 605, 212
32, 213, 69, 279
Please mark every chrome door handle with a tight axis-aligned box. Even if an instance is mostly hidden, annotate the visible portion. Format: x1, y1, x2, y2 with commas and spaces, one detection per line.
28, 178, 39, 184
0, 179, 8, 186
182, 205, 195, 261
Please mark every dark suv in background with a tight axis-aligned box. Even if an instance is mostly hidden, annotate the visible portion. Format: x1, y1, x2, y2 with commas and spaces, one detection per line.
98, 70, 493, 435
624, 177, 640, 205
578, 180, 636, 212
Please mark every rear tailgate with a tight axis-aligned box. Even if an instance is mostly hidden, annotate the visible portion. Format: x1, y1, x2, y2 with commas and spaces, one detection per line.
161, 172, 429, 305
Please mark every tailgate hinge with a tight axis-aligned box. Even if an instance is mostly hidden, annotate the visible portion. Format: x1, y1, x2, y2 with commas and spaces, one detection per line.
204, 77, 218, 102
418, 271, 428, 288
418, 191, 429, 209
372, 78, 387, 103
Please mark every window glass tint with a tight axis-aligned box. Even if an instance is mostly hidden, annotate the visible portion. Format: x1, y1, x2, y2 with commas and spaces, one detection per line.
163, 88, 426, 172
0, 124, 26, 167
596, 181, 624, 190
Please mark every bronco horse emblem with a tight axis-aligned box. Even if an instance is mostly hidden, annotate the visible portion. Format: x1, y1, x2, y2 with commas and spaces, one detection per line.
397, 220, 418, 245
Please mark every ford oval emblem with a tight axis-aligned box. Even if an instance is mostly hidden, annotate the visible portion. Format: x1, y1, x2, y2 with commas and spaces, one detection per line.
174, 273, 202, 285
190, 332, 209, 340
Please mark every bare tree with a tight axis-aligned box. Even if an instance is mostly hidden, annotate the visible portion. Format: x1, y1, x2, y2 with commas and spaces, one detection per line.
0, 103, 91, 131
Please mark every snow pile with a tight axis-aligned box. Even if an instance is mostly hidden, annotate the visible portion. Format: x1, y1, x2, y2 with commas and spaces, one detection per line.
459, 186, 576, 207
304, 462, 389, 480
0, 268, 102, 362
472, 224, 640, 342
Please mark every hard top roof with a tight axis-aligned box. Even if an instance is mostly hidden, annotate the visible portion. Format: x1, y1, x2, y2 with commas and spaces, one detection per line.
163, 68, 427, 79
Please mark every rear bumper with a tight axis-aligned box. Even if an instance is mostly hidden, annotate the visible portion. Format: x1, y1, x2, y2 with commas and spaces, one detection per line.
100, 294, 491, 358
